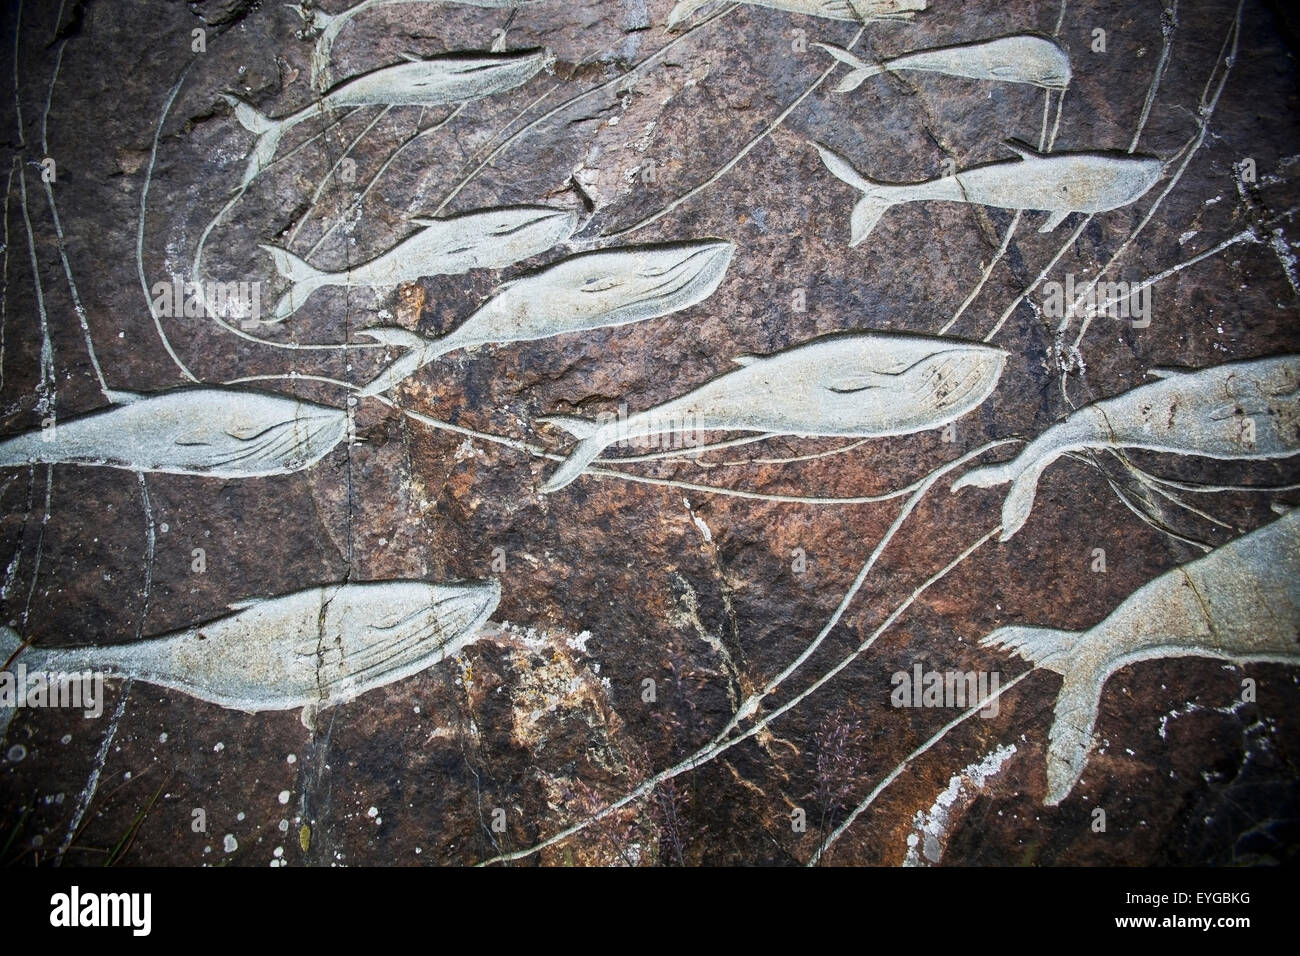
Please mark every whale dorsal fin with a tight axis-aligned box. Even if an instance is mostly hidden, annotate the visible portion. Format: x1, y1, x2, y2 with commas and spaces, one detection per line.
1002, 139, 1045, 161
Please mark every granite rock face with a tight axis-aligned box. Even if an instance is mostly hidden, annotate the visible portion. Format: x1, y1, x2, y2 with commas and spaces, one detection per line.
0, 0, 1297, 866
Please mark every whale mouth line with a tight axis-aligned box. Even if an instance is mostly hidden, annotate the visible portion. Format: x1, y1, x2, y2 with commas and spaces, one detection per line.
828, 386, 882, 395
637, 243, 731, 279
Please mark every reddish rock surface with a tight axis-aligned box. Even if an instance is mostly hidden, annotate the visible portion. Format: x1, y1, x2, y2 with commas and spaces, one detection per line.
1, 0, 1297, 866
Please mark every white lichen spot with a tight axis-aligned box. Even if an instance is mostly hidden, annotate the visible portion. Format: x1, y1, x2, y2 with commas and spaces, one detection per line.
904, 744, 1016, 866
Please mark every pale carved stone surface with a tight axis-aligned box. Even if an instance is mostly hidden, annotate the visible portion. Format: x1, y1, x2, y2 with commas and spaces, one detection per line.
0, 0, 1297, 867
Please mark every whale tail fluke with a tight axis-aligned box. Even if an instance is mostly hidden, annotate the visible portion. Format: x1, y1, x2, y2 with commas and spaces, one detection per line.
539, 416, 611, 493
980, 624, 1102, 804
953, 452, 1056, 542
1043, 671, 1105, 806
980, 625, 1079, 674
814, 43, 884, 93
996, 461, 1053, 540
260, 244, 330, 322
812, 142, 894, 246
355, 327, 440, 398
222, 94, 285, 188
666, 0, 709, 30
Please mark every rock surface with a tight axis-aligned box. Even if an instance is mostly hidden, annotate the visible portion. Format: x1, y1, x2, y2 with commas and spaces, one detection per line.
0, 0, 1297, 866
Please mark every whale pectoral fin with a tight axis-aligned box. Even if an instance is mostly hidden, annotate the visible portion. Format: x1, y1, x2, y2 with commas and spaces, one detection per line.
733, 355, 759, 367
988, 64, 1020, 78
1039, 209, 1070, 232
1147, 367, 1187, 379
104, 389, 148, 405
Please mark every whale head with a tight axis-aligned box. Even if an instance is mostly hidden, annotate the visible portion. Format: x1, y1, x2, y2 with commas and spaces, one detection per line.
315, 579, 502, 700
563, 240, 735, 323
192, 393, 351, 476
762, 334, 1008, 437
1013, 36, 1072, 89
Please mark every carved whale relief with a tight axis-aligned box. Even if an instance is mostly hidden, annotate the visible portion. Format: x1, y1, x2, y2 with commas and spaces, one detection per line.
0, 388, 349, 478
358, 241, 735, 396
287, 1, 542, 93
223, 49, 553, 186
814, 141, 1164, 245
981, 510, 1300, 805
0, 580, 500, 723
260, 207, 577, 322
539, 332, 1008, 492
953, 356, 1300, 540
816, 35, 1071, 92
667, 0, 927, 29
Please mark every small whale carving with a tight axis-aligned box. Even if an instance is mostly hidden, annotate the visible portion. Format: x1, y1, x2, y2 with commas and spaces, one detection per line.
981, 510, 1300, 805
288, 1, 541, 93
260, 206, 577, 323
223, 49, 552, 187
358, 240, 735, 397
539, 331, 1008, 492
814, 140, 1163, 245
668, 0, 926, 29
0, 388, 349, 478
0, 580, 500, 724
817, 35, 1071, 92
953, 356, 1300, 540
